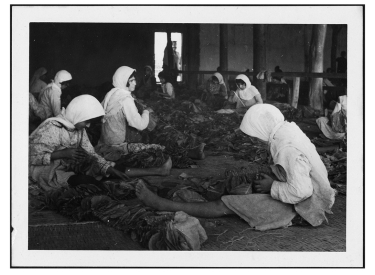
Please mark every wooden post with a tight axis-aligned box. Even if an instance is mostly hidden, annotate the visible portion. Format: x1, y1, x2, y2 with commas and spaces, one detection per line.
309, 24, 327, 114
253, 24, 267, 99
304, 25, 311, 81
187, 24, 200, 88
330, 25, 343, 72
220, 24, 229, 85
291, 77, 300, 108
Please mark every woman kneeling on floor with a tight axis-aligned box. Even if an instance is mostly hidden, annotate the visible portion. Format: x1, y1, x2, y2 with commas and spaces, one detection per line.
29, 95, 171, 192
135, 104, 336, 231
95, 66, 173, 174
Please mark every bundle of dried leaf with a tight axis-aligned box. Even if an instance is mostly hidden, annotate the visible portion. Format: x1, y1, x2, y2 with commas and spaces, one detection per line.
39, 180, 207, 250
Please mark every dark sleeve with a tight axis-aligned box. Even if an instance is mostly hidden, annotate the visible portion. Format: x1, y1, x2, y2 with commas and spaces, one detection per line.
137, 77, 144, 88
151, 76, 157, 89
220, 84, 228, 97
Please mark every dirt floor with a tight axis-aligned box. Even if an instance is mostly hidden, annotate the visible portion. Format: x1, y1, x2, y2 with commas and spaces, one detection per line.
29, 120, 346, 252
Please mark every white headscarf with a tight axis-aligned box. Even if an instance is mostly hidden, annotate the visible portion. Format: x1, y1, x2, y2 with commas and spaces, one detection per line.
235, 74, 260, 101
144, 65, 154, 77
54, 70, 72, 87
30, 67, 48, 95
213, 72, 225, 86
30, 67, 47, 86
40, 70, 72, 98
47, 95, 105, 130
101, 66, 136, 120
240, 104, 284, 142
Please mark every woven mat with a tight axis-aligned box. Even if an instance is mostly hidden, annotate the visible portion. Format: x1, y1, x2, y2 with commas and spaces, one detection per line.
28, 152, 346, 251
200, 194, 346, 251
28, 195, 345, 251
29, 220, 145, 250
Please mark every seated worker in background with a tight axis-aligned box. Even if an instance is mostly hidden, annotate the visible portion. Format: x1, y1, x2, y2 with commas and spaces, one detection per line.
39, 70, 72, 119
201, 72, 228, 110
29, 93, 47, 134
316, 95, 347, 140
323, 68, 334, 87
135, 65, 157, 100
95, 66, 172, 176
135, 104, 335, 231
29, 67, 48, 99
272, 66, 287, 84
156, 71, 175, 99
29, 95, 136, 192
227, 74, 263, 110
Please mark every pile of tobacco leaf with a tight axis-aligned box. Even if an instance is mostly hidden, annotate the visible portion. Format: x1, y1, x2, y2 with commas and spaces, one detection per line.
310, 136, 347, 194
30, 180, 204, 250
319, 149, 347, 195
144, 98, 272, 164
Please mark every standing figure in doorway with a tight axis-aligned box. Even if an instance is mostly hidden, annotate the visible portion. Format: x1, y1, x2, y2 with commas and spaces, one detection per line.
172, 41, 181, 71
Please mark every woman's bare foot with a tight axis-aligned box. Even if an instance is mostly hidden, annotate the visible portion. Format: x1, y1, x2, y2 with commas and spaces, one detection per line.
158, 157, 172, 176
135, 179, 162, 209
187, 143, 206, 160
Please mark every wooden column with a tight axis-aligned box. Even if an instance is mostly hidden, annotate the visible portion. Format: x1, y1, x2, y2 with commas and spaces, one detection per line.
291, 77, 300, 108
304, 25, 311, 81
220, 24, 229, 84
309, 24, 327, 114
253, 24, 267, 99
330, 25, 343, 72
187, 24, 200, 89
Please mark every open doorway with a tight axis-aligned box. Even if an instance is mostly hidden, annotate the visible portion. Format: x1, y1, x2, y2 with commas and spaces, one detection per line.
154, 32, 182, 82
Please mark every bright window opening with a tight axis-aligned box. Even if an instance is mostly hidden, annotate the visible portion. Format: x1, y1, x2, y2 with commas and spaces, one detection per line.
154, 32, 182, 82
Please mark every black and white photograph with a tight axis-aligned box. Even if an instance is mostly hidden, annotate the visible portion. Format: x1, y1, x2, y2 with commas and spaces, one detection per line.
10, 4, 365, 268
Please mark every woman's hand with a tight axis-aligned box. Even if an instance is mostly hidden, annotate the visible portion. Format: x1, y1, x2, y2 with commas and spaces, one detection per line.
145, 107, 154, 113
107, 167, 130, 181
63, 148, 88, 161
254, 173, 274, 193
